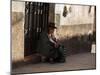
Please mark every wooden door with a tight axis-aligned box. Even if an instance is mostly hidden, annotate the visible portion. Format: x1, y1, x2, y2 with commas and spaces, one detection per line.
24, 2, 49, 56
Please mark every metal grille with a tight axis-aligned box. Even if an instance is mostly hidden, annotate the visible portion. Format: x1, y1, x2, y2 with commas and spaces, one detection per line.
24, 2, 49, 56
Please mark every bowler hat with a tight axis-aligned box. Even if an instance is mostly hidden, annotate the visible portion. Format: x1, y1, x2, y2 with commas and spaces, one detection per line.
48, 23, 57, 29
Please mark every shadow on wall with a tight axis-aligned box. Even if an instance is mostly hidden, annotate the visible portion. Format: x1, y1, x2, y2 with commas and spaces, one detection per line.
59, 33, 95, 56
12, 12, 24, 25
55, 24, 96, 56
12, 12, 24, 64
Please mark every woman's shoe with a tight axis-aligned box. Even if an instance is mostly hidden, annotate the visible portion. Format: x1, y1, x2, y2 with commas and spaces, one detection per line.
54, 58, 66, 63
49, 58, 55, 64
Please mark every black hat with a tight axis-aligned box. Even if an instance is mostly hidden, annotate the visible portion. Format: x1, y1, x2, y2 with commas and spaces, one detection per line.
48, 22, 57, 29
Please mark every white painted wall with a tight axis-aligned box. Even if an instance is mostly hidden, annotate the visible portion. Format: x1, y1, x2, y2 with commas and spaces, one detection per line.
55, 4, 95, 25
12, 1, 25, 12
12, 1, 25, 62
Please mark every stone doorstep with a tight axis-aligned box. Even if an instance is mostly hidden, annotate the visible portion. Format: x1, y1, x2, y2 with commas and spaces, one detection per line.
12, 54, 42, 69
24, 53, 42, 63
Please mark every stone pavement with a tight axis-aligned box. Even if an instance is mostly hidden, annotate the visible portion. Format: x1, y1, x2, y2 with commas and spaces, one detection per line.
12, 52, 96, 74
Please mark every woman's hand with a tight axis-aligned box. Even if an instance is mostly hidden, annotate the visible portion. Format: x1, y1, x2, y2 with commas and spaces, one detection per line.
54, 43, 59, 48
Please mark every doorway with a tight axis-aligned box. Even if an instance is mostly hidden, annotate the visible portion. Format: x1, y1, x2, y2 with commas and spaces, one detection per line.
24, 2, 49, 56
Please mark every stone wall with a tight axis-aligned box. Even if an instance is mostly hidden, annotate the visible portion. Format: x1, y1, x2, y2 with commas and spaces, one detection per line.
55, 24, 93, 39
12, 12, 24, 62
12, 1, 25, 62
54, 4, 96, 55
55, 24, 94, 55
55, 4, 95, 25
